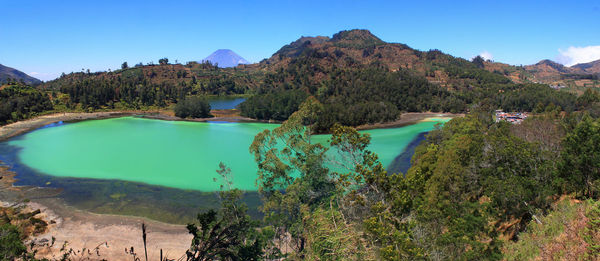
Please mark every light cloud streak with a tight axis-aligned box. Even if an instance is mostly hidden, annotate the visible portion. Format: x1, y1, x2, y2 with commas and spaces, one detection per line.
556, 45, 600, 66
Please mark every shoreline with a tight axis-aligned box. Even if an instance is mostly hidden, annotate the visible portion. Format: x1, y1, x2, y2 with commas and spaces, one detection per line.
0, 165, 191, 261
0, 110, 462, 142
0, 109, 276, 142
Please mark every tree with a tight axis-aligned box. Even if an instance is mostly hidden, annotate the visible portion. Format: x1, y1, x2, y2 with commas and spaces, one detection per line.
558, 114, 600, 198
250, 97, 383, 258
121, 62, 128, 69
185, 163, 265, 261
0, 224, 27, 260
159, 58, 169, 65
175, 96, 211, 118
472, 55, 485, 68
250, 97, 330, 254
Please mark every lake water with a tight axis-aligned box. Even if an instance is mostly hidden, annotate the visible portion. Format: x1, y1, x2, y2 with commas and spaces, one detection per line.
208, 97, 246, 110
0, 117, 448, 222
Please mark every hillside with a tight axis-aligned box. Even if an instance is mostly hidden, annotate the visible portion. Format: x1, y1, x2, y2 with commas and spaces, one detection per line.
40, 62, 263, 110
572, 59, 600, 74
202, 49, 249, 68
38, 29, 575, 130
0, 64, 42, 85
482, 58, 600, 90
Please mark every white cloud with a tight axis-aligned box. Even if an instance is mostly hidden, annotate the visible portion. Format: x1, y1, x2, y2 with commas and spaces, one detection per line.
556, 45, 600, 66
478, 51, 493, 61
28, 72, 59, 81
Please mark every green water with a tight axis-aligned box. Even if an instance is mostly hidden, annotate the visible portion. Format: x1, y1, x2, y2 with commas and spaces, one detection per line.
8, 117, 447, 192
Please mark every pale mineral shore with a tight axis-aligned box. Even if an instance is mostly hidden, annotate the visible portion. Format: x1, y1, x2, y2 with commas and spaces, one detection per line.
0, 170, 191, 261
0, 110, 461, 260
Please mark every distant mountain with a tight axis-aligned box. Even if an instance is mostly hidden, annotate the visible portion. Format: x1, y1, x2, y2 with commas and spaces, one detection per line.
202, 49, 249, 68
527, 59, 571, 73
0, 64, 42, 85
571, 59, 600, 74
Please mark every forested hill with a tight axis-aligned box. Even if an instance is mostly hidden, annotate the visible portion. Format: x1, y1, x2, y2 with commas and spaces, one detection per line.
40, 60, 262, 110
240, 29, 576, 131
33, 29, 576, 132
259, 29, 513, 89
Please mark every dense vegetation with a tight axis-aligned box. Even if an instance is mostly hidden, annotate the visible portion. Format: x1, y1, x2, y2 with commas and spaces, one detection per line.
0, 83, 53, 125
239, 89, 308, 121
174, 96, 212, 118
223, 99, 600, 259
235, 32, 577, 131
41, 61, 256, 111
173, 98, 600, 260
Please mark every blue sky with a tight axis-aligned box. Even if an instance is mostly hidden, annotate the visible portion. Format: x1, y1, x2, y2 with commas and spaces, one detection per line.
1, 0, 599, 81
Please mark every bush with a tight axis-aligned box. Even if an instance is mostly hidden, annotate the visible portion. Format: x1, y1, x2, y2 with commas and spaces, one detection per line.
174, 96, 211, 118
0, 224, 27, 260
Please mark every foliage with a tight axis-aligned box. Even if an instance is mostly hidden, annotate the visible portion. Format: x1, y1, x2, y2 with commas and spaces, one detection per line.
0, 223, 27, 260
185, 163, 265, 261
250, 97, 382, 258
239, 89, 308, 121
558, 114, 600, 198
241, 62, 456, 132
302, 206, 375, 260
584, 199, 600, 259
0, 83, 53, 125
502, 199, 583, 260
174, 96, 211, 118
471, 55, 485, 68
42, 63, 254, 110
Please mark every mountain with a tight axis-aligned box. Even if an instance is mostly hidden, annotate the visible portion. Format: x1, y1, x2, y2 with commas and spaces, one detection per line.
527, 59, 571, 73
0, 64, 42, 85
202, 49, 249, 68
478, 57, 600, 88
571, 59, 600, 74
260, 29, 513, 90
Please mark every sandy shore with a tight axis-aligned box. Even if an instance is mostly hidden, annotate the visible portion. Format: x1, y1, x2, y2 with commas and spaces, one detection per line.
28, 199, 191, 261
0, 166, 191, 261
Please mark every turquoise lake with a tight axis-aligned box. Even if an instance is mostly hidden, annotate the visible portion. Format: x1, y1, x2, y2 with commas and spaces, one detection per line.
0, 116, 448, 222
6, 117, 447, 191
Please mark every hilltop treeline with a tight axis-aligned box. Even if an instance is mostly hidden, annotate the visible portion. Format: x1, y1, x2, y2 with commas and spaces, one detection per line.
40, 62, 257, 110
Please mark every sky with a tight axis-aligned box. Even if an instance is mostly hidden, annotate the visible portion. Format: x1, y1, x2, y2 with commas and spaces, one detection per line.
1, 0, 599, 81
